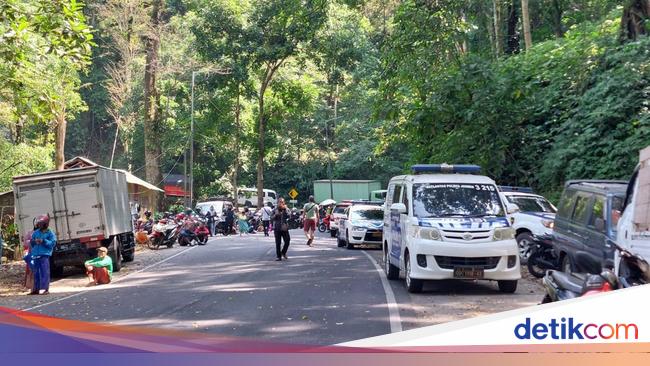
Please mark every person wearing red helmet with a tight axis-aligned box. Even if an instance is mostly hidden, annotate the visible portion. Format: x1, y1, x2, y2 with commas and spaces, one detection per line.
29, 215, 57, 295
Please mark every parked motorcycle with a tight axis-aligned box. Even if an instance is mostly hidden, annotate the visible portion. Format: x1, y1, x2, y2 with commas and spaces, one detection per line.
318, 214, 331, 233
541, 242, 650, 303
148, 219, 180, 250
527, 234, 560, 278
288, 209, 302, 230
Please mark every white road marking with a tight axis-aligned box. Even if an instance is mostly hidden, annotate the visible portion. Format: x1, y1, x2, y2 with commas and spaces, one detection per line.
21, 237, 228, 311
361, 250, 403, 333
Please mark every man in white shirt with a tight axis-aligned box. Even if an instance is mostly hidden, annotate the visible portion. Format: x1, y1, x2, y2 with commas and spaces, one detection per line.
260, 202, 273, 237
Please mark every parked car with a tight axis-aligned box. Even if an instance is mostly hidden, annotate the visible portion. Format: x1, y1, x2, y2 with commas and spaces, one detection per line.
383, 164, 521, 293
195, 199, 233, 220
237, 188, 277, 208
499, 186, 557, 263
337, 203, 384, 249
552, 180, 627, 274
329, 202, 352, 238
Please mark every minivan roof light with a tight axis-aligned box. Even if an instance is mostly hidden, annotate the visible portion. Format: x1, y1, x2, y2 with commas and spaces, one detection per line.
411, 164, 481, 174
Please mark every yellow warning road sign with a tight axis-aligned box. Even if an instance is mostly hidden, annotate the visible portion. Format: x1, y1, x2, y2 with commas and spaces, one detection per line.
288, 188, 298, 200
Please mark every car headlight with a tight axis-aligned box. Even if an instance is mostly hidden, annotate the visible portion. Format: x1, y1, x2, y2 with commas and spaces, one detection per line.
413, 226, 442, 241
493, 227, 515, 241
542, 220, 554, 229
352, 226, 366, 231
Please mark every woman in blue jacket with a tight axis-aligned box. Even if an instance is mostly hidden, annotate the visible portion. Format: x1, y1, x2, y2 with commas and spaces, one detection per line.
29, 215, 56, 295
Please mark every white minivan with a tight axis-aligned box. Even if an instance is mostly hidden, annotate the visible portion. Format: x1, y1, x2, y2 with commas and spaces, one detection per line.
237, 188, 277, 208
383, 164, 521, 293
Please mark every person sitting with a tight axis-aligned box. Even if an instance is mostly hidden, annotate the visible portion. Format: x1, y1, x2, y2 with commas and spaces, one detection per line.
84, 247, 113, 286
179, 219, 197, 245
195, 222, 210, 244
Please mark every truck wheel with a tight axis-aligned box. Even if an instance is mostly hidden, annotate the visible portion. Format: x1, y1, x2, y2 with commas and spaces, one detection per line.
110, 238, 122, 272
384, 247, 399, 280
516, 232, 534, 265
345, 231, 354, 249
498, 280, 518, 293
50, 258, 64, 278
405, 254, 423, 293
121, 250, 135, 263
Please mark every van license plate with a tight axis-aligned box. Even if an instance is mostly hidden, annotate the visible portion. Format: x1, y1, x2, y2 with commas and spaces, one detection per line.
453, 267, 484, 279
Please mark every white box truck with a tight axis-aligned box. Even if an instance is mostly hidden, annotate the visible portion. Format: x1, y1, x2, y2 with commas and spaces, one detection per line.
13, 166, 135, 276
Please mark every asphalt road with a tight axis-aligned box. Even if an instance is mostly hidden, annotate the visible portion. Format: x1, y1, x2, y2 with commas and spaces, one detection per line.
2, 229, 544, 345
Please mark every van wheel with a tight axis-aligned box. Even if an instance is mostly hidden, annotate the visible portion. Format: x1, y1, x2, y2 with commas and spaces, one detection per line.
516, 232, 534, 265
110, 238, 122, 272
384, 247, 399, 280
345, 231, 354, 249
498, 280, 518, 293
561, 255, 572, 273
405, 254, 423, 293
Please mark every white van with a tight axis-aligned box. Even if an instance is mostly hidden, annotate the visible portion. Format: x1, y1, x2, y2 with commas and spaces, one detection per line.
237, 188, 277, 208
383, 164, 521, 293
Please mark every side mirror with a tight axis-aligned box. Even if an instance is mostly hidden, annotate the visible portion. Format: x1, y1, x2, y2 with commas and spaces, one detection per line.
595, 218, 606, 232
390, 203, 407, 214
506, 203, 520, 214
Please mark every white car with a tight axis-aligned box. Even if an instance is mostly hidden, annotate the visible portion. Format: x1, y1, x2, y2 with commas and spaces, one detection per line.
337, 204, 384, 249
237, 188, 277, 208
499, 188, 556, 263
329, 202, 351, 238
383, 164, 521, 293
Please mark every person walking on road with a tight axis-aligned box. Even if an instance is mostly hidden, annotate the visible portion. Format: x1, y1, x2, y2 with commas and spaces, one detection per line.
272, 198, 291, 261
28, 215, 56, 295
303, 195, 319, 247
225, 206, 235, 235
238, 209, 250, 236
260, 202, 273, 237
206, 206, 216, 236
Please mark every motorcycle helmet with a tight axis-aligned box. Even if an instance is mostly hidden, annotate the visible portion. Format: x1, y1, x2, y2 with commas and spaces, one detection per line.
144, 210, 152, 218
35, 215, 50, 230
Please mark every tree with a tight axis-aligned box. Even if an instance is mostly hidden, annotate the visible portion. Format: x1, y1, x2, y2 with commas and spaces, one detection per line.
621, 0, 650, 41
143, 0, 164, 208
521, 0, 533, 50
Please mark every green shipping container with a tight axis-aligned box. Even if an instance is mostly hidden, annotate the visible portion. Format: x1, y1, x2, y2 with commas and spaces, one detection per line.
313, 180, 382, 203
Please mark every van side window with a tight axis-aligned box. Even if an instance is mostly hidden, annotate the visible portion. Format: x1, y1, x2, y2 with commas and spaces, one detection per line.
588, 196, 606, 232
401, 187, 410, 214
392, 185, 402, 206
557, 190, 577, 218
572, 194, 591, 224
386, 185, 395, 206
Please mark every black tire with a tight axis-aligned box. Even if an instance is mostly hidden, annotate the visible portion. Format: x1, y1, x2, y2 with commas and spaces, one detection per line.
318, 224, 326, 233
384, 246, 400, 280
405, 254, 423, 293
527, 249, 546, 278
498, 280, 518, 293
121, 250, 135, 263
561, 255, 572, 273
345, 231, 354, 249
330, 229, 336, 237
516, 232, 534, 265
50, 258, 64, 278
110, 238, 122, 273
541, 294, 553, 304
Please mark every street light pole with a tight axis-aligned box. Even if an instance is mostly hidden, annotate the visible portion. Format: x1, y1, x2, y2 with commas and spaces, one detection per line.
189, 71, 195, 209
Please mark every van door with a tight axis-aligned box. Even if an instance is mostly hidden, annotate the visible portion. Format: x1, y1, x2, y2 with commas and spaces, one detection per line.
15, 181, 59, 239
565, 192, 593, 267
389, 184, 404, 267
585, 195, 609, 264
59, 176, 104, 240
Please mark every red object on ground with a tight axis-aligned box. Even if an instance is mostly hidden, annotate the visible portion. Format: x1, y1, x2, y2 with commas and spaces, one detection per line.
88, 267, 110, 285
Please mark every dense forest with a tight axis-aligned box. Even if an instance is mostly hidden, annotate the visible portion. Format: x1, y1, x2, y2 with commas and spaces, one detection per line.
1, 0, 649, 208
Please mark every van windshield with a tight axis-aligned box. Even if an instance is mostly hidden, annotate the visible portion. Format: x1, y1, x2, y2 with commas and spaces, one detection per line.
413, 183, 505, 218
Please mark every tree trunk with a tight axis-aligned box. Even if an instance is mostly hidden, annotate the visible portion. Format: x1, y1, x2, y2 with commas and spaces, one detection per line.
505, 0, 520, 55
550, 0, 564, 37
621, 0, 650, 41
256, 82, 267, 209
521, 0, 532, 50
493, 0, 503, 57
233, 84, 241, 208
54, 111, 67, 170
143, 0, 163, 210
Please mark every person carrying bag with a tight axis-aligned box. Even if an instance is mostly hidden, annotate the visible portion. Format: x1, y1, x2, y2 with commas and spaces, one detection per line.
272, 198, 291, 261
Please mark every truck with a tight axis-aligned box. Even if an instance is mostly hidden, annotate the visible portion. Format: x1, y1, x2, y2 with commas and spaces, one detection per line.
13, 166, 135, 277
313, 180, 382, 203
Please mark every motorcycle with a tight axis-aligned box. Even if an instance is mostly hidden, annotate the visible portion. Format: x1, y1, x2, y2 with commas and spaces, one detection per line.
288, 210, 302, 230
148, 219, 180, 250
527, 234, 560, 278
318, 214, 331, 233
541, 241, 650, 303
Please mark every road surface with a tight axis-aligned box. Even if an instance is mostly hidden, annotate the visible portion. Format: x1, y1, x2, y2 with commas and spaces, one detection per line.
0, 230, 544, 345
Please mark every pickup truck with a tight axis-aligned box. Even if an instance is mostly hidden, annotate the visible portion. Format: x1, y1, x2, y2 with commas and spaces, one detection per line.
13, 166, 135, 276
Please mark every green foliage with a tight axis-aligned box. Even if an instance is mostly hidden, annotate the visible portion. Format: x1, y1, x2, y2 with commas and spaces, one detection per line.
0, 138, 54, 192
